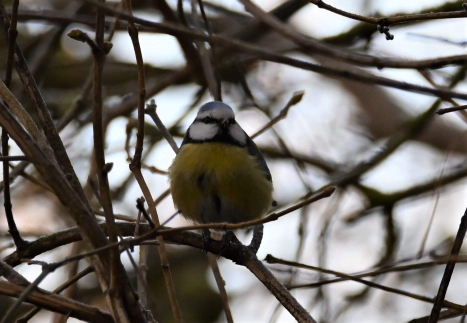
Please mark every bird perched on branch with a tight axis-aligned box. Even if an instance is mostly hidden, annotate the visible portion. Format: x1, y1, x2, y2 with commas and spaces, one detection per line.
169, 101, 274, 249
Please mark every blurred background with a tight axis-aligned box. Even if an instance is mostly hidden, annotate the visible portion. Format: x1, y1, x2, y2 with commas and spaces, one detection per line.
1, 0, 467, 322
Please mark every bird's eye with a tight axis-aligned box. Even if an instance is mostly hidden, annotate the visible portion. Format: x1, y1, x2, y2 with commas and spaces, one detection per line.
202, 116, 217, 124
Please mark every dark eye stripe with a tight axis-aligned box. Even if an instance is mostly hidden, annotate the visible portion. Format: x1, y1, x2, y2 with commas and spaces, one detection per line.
203, 117, 217, 124
194, 117, 236, 125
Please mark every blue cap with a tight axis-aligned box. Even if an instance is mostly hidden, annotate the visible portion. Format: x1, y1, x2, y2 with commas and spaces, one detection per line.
199, 101, 233, 113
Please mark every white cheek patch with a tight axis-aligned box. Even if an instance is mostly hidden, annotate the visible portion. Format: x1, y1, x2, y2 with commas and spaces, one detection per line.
189, 122, 218, 141
229, 124, 247, 145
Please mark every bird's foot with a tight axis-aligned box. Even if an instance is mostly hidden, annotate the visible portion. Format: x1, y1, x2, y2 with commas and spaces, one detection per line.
218, 231, 237, 259
247, 225, 264, 254
202, 229, 211, 254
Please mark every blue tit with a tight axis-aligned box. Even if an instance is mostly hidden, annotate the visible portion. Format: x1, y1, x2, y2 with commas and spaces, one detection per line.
169, 101, 273, 225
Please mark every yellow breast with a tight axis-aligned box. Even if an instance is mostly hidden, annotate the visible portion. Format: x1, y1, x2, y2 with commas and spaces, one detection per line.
169, 143, 273, 224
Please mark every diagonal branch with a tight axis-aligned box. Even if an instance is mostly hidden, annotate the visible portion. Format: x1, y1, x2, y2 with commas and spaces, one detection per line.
429, 208, 467, 322
0, 281, 113, 322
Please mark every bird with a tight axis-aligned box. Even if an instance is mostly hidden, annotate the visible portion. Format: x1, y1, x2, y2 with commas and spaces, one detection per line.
169, 101, 274, 243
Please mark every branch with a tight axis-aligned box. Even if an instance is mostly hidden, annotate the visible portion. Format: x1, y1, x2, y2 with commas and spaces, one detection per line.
309, 0, 467, 27
145, 99, 179, 154
1, 0, 26, 250
83, 1, 467, 100
122, 0, 182, 320
265, 255, 467, 312
251, 91, 304, 139
3, 187, 335, 267
0, 3, 89, 206
6, 6, 467, 69
18, 265, 94, 321
191, 0, 221, 100
3, 222, 318, 322
0, 281, 113, 322
429, 208, 467, 322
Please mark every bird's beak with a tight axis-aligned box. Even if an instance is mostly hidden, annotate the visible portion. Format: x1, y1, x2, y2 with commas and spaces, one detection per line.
221, 119, 229, 129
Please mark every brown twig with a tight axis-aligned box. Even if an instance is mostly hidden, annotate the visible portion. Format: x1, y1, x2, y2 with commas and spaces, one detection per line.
123, 0, 182, 319
83, 1, 467, 101
90, 1, 132, 319
3, 187, 334, 270
0, 260, 29, 286
93, 209, 138, 222
289, 254, 467, 290
0, 280, 113, 322
135, 197, 156, 228
134, 210, 150, 311
154, 188, 171, 206
265, 255, 467, 312
197, 0, 222, 100
5, 221, 318, 322
1, 0, 26, 251
7, 6, 467, 70
437, 105, 467, 115
0, 78, 113, 283
191, 0, 220, 100
125, 0, 146, 167
3, 0, 17, 87
0, 5, 89, 205
429, 208, 467, 322
244, 253, 316, 322
157, 186, 335, 234
2, 260, 73, 323
67, 28, 101, 53
131, 169, 183, 322
0, 155, 27, 161
17, 265, 94, 322
145, 99, 180, 154
308, 0, 467, 31
207, 253, 234, 323
251, 91, 304, 139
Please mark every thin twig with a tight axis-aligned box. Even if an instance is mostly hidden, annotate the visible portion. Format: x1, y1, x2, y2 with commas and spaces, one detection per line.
0, 155, 27, 161
0, 30, 135, 323
197, 0, 222, 100
0, 281, 113, 322
91, 0, 128, 318
124, 0, 182, 319
134, 210, 150, 312
125, 0, 146, 166
191, 0, 220, 100
289, 254, 467, 290
7, 5, 467, 69
251, 91, 304, 139
83, 0, 467, 100
2, 261, 64, 323
2, 0, 26, 250
131, 168, 183, 322
67, 28, 101, 53
207, 253, 234, 323
136, 197, 156, 228
416, 130, 467, 258
3, 187, 334, 271
145, 99, 180, 154
265, 255, 467, 312
437, 105, 467, 115
308, 0, 467, 26
429, 208, 467, 322
157, 186, 335, 234
17, 265, 94, 322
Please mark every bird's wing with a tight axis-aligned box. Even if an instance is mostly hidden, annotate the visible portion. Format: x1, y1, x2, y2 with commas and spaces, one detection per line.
245, 134, 272, 182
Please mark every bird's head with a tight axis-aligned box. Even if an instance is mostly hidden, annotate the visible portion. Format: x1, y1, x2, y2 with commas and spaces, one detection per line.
187, 101, 247, 146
